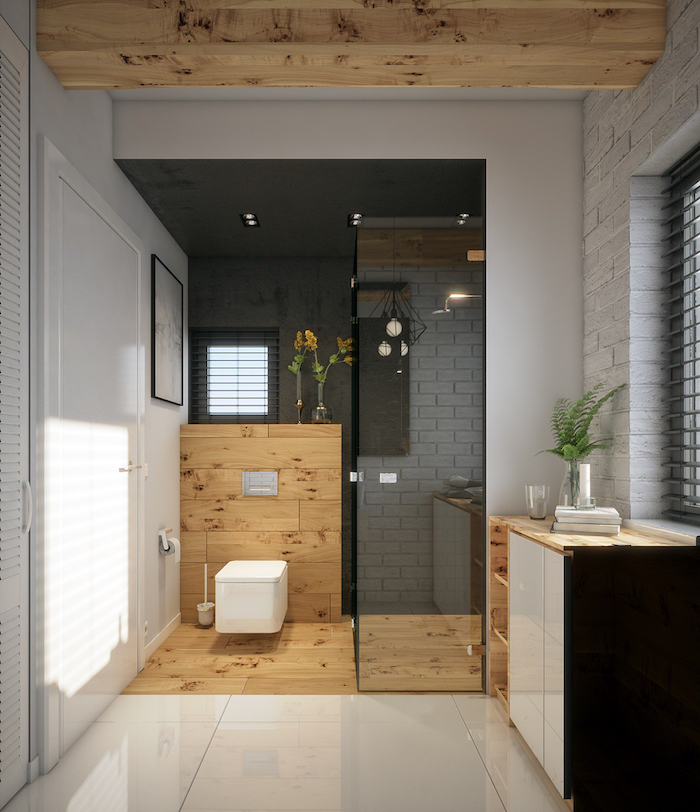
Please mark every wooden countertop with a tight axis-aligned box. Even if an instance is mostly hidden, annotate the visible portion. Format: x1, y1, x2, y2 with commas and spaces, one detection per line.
491, 515, 696, 553
434, 492, 483, 515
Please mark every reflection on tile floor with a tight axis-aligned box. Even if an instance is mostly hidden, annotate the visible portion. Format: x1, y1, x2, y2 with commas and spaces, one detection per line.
5, 695, 569, 812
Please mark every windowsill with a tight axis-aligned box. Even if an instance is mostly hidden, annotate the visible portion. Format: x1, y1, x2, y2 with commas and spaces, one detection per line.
623, 518, 700, 546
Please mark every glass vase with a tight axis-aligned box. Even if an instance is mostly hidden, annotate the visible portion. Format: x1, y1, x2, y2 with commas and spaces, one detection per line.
295, 373, 304, 423
311, 382, 332, 424
558, 459, 580, 507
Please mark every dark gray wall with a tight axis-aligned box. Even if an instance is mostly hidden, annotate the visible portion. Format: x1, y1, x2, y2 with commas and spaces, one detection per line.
189, 256, 354, 607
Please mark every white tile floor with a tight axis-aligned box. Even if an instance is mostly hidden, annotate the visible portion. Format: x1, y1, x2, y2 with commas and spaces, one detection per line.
5, 695, 570, 812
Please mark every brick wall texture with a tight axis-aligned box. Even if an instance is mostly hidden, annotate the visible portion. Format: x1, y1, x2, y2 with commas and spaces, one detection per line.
583, 0, 700, 518
356, 267, 483, 608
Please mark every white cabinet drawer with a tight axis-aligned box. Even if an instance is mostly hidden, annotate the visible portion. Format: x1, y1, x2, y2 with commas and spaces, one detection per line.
509, 532, 571, 799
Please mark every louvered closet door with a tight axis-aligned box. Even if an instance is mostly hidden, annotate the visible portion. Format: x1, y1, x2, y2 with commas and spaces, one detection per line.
0, 16, 29, 808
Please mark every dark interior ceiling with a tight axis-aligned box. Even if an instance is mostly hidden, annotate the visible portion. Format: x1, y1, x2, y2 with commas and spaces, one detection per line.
116, 159, 485, 258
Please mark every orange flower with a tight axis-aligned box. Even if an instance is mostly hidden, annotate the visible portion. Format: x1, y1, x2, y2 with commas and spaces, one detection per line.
294, 331, 304, 351
305, 330, 318, 351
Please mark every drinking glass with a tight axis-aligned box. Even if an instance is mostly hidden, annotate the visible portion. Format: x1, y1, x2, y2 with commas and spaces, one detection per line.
525, 485, 550, 520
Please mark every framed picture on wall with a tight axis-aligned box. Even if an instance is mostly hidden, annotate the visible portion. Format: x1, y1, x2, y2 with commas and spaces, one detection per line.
152, 254, 183, 405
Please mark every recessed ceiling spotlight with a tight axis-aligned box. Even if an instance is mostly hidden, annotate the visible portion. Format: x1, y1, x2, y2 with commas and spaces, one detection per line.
240, 213, 260, 227
348, 213, 363, 227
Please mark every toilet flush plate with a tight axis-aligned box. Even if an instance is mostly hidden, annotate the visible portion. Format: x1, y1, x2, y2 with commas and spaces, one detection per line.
242, 471, 278, 496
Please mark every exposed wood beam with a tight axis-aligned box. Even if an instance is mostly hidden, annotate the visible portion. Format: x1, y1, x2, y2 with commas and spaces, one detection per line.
37, 1, 666, 90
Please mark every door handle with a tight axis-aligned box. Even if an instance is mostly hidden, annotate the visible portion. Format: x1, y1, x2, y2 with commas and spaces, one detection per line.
21, 480, 33, 535
118, 463, 142, 473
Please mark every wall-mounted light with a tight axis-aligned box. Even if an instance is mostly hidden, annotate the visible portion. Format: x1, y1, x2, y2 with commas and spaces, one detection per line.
433, 292, 481, 314
240, 213, 260, 227
348, 213, 363, 227
456, 213, 470, 226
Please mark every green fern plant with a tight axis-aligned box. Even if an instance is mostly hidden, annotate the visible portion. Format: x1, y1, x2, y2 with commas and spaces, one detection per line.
541, 381, 625, 461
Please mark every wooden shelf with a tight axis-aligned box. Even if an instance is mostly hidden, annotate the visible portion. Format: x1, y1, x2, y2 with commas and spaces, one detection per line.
493, 572, 508, 588
488, 519, 509, 702
495, 683, 509, 713
493, 627, 508, 648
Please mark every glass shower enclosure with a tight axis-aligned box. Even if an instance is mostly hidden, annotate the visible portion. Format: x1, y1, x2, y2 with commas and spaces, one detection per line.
351, 216, 486, 691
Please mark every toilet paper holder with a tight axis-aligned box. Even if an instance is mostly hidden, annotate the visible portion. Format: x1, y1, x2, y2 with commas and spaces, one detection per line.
158, 528, 178, 557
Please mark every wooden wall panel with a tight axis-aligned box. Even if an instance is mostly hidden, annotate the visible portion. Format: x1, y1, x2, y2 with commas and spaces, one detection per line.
288, 563, 341, 594
269, 424, 341, 438
207, 531, 341, 564
180, 425, 269, 438
180, 531, 207, 563
300, 500, 343, 532
181, 499, 300, 532
180, 424, 342, 624
181, 467, 341, 501
287, 593, 331, 623
181, 436, 341, 469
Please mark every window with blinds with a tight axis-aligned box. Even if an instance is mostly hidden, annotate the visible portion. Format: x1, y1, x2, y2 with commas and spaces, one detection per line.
190, 330, 279, 423
664, 145, 700, 520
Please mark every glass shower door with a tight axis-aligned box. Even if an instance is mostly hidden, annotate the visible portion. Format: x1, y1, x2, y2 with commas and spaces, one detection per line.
352, 217, 486, 691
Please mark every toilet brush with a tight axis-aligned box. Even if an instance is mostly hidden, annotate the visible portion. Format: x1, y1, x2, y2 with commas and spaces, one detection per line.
197, 563, 215, 627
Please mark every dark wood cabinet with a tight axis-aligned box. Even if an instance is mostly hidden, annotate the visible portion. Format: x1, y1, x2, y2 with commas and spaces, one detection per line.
489, 517, 700, 811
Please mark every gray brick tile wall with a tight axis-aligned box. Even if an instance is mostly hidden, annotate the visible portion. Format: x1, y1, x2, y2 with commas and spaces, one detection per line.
356, 266, 483, 605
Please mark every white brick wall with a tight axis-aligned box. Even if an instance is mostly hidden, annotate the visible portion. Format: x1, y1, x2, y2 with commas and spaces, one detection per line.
583, 0, 700, 518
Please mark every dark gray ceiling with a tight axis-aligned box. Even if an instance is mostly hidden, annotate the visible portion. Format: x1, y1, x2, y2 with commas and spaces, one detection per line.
116, 159, 485, 258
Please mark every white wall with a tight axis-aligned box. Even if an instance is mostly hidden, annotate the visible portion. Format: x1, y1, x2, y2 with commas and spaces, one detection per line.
30, 32, 187, 656
115, 99, 584, 515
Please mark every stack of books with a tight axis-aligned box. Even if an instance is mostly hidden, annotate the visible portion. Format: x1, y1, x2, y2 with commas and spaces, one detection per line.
551, 505, 622, 535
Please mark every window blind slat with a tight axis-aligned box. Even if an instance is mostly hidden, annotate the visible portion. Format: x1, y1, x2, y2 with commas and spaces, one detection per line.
663, 142, 700, 520
190, 329, 280, 424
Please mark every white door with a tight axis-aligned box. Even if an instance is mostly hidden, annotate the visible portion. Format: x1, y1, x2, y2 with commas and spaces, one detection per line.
40, 141, 143, 767
0, 16, 29, 808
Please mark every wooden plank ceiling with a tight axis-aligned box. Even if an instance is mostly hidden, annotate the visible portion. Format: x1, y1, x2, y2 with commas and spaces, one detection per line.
37, 1, 666, 90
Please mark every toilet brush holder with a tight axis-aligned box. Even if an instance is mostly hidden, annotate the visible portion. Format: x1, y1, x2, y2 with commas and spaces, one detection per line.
197, 602, 215, 627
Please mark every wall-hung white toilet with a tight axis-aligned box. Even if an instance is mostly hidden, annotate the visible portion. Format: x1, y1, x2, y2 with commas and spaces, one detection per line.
215, 560, 288, 633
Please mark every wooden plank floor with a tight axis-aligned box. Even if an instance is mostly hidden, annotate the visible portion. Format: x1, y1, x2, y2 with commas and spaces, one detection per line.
123, 619, 358, 695
123, 615, 484, 695
357, 614, 483, 692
